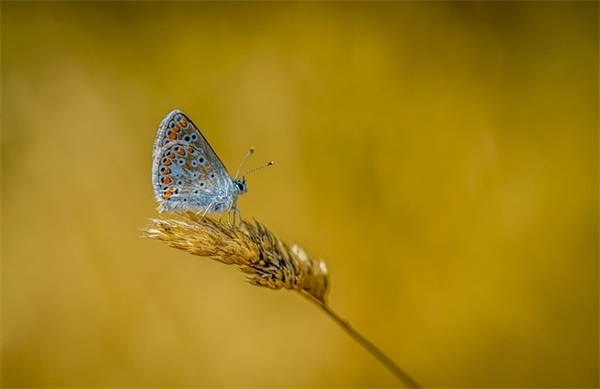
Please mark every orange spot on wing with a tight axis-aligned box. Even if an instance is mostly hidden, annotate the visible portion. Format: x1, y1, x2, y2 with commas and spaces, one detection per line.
161, 177, 172, 184
163, 167, 171, 174
163, 158, 172, 166
179, 118, 188, 127
169, 132, 177, 140
163, 188, 173, 200
173, 125, 180, 132
187, 147, 194, 153
168, 152, 175, 158
178, 148, 185, 155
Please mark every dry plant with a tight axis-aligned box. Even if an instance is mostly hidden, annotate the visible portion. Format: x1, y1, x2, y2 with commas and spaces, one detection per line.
142, 212, 420, 388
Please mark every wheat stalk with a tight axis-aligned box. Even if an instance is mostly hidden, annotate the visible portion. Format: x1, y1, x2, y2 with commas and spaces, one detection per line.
142, 212, 420, 388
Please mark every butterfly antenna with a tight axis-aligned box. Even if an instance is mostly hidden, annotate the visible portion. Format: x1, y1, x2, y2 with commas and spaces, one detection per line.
234, 147, 255, 179
241, 160, 275, 179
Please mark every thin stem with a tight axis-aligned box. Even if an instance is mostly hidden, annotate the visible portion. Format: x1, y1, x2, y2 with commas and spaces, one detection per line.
301, 291, 421, 388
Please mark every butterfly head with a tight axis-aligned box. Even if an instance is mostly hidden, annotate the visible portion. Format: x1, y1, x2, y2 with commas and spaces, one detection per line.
233, 178, 247, 195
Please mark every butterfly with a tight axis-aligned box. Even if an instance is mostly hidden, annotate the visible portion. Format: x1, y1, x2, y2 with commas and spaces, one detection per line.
152, 109, 272, 217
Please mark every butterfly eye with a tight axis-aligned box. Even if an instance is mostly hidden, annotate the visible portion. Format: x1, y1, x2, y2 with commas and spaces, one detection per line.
235, 181, 246, 192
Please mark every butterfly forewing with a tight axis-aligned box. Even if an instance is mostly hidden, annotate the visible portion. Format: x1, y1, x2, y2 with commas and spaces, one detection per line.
152, 110, 236, 213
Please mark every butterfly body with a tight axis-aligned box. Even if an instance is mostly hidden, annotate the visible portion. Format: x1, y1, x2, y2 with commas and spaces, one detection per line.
152, 110, 246, 214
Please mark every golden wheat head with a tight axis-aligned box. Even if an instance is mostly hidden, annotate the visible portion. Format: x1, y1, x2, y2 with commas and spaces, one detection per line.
142, 212, 419, 387
142, 213, 329, 304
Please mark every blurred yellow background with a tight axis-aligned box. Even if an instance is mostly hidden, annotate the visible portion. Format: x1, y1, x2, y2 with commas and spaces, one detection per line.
2, 2, 597, 387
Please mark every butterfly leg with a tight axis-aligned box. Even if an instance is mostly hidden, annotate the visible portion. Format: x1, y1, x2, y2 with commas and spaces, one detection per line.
193, 204, 213, 226
214, 203, 230, 225
200, 206, 211, 219
227, 206, 242, 227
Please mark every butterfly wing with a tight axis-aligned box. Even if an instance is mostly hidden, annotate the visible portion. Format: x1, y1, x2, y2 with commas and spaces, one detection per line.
152, 110, 236, 213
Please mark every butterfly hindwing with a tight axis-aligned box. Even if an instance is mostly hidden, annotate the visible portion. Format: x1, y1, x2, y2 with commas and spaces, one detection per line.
152, 110, 236, 213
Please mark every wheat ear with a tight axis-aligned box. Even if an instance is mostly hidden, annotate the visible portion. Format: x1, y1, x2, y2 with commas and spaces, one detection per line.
142, 213, 420, 388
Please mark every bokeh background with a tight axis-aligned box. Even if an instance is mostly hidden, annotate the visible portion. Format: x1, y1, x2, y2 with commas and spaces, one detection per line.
2, 2, 597, 387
